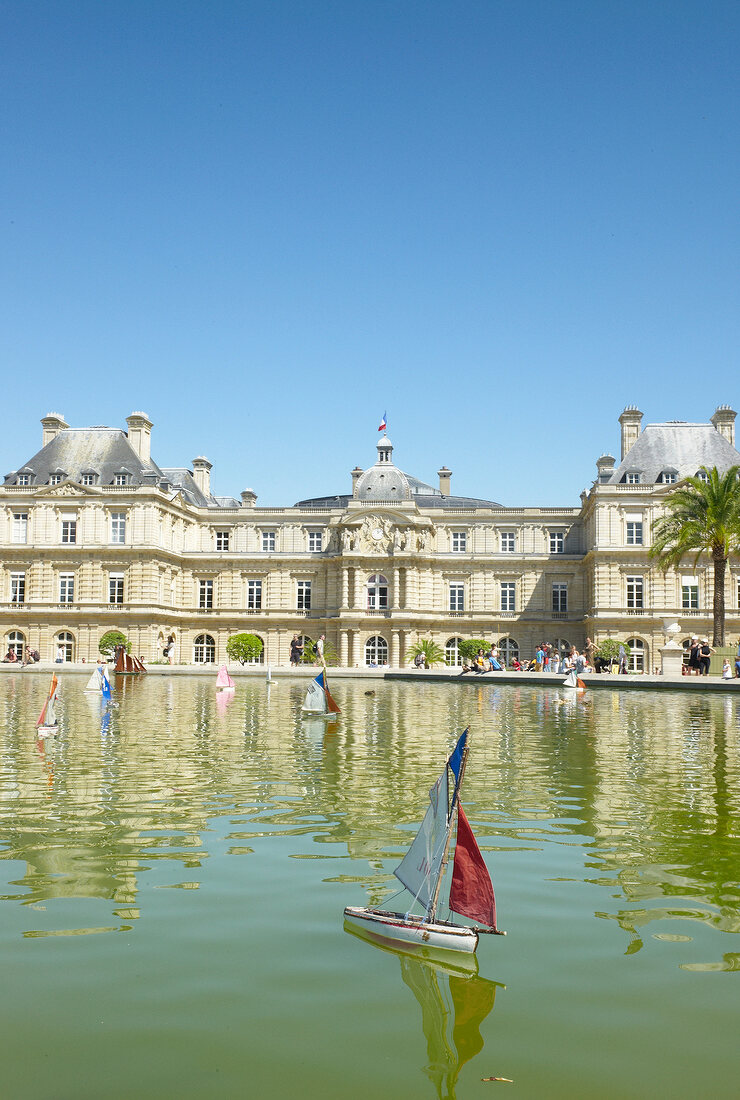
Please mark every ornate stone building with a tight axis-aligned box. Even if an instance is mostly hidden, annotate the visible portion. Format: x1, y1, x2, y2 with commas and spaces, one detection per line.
1, 406, 738, 669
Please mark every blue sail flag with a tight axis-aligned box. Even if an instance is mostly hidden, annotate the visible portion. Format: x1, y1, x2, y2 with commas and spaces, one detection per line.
101, 671, 111, 700
447, 729, 468, 785
315, 671, 325, 690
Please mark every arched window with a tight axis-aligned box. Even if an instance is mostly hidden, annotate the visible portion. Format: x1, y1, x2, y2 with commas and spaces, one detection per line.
445, 637, 463, 667
498, 637, 520, 665
365, 636, 388, 666
247, 634, 265, 664
194, 634, 215, 663
57, 631, 74, 662
7, 631, 25, 659
626, 638, 647, 673
367, 574, 388, 610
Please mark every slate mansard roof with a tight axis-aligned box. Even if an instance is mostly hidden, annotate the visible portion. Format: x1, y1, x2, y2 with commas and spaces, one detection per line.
609, 422, 740, 485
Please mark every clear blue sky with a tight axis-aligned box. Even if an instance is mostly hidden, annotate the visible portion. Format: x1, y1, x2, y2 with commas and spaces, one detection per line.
3, 0, 738, 506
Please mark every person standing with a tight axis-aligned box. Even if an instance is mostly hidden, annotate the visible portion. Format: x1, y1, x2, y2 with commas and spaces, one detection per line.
290, 635, 303, 666
584, 637, 596, 670
688, 636, 701, 676
55, 644, 64, 664
735, 639, 740, 678
316, 634, 325, 667
699, 639, 712, 676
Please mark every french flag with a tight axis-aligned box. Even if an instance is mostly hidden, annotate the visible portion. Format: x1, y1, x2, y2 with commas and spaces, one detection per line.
378, 412, 387, 432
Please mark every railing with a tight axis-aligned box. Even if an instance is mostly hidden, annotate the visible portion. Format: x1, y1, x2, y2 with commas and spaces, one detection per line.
551, 611, 568, 619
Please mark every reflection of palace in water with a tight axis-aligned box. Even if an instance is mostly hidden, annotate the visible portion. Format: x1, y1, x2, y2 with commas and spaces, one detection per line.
0, 676, 738, 946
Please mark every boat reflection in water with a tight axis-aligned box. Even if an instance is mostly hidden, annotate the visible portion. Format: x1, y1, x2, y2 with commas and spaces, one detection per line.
345, 920, 503, 1099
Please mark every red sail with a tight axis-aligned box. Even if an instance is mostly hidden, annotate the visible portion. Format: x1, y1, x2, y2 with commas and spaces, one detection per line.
449, 803, 496, 929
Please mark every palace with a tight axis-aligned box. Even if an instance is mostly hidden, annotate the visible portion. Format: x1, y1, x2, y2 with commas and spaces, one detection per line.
1, 406, 739, 670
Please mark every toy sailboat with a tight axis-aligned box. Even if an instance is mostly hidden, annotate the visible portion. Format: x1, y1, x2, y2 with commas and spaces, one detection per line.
344, 728, 503, 955
302, 670, 340, 716
113, 646, 146, 675
216, 664, 235, 691
563, 670, 586, 691
36, 674, 60, 737
84, 665, 112, 700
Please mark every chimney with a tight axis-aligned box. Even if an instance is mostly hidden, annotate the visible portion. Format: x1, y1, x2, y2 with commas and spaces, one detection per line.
437, 466, 452, 495
41, 412, 69, 448
241, 488, 257, 508
351, 466, 363, 496
192, 456, 212, 498
126, 412, 153, 463
711, 405, 736, 447
618, 406, 643, 460
596, 454, 616, 484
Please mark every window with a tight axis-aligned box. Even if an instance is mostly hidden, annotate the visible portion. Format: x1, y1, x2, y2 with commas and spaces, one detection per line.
7, 631, 25, 659
111, 513, 126, 544
501, 581, 516, 612
16, 474, 30, 486
626, 575, 644, 609
114, 473, 128, 486
57, 632, 74, 661
61, 518, 77, 544
552, 583, 567, 613
549, 531, 564, 554
498, 637, 520, 665
500, 531, 516, 552
81, 473, 96, 486
10, 573, 25, 604
367, 574, 388, 610
49, 474, 63, 485
12, 513, 27, 544
307, 530, 322, 552
658, 470, 677, 484
626, 521, 643, 546
682, 577, 699, 610
625, 472, 641, 485
193, 634, 215, 663
247, 580, 262, 610
245, 634, 264, 664
451, 531, 467, 552
449, 583, 465, 612
199, 580, 214, 609
59, 574, 75, 603
262, 530, 276, 552
215, 530, 230, 551
364, 635, 388, 666
626, 638, 646, 673
444, 637, 463, 667
109, 573, 124, 604
297, 580, 312, 610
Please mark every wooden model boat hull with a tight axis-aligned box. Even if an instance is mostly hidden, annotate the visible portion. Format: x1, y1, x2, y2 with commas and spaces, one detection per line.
343, 905, 479, 954
37, 724, 59, 738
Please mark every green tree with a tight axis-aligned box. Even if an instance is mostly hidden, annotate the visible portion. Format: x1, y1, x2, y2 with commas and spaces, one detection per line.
226, 633, 264, 665
596, 638, 630, 666
99, 630, 129, 657
407, 638, 446, 668
650, 465, 740, 645
457, 639, 490, 663
301, 639, 338, 666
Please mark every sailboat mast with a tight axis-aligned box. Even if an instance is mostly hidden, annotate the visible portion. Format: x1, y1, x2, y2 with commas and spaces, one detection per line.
427, 731, 471, 922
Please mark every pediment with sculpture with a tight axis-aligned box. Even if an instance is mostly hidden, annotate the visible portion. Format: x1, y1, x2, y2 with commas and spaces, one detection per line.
327, 509, 436, 555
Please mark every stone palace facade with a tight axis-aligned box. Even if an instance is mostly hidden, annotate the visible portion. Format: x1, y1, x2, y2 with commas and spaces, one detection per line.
1, 406, 739, 670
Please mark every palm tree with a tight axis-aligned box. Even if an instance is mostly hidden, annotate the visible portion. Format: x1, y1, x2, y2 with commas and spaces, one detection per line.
650, 466, 740, 645
406, 638, 446, 669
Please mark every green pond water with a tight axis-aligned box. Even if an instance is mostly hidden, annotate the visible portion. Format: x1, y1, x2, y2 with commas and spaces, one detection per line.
0, 673, 738, 1100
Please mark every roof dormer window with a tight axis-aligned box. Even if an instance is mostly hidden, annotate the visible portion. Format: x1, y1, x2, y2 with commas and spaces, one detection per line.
696, 470, 709, 483
49, 473, 64, 485
657, 470, 677, 484
16, 473, 31, 486
624, 471, 641, 485
113, 472, 129, 486
80, 472, 97, 486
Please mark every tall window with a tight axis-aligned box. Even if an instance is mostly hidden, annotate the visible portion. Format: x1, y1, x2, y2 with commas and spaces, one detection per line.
111, 513, 126, 544
57, 632, 74, 661
193, 634, 215, 663
10, 572, 25, 604
215, 530, 230, 551
451, 531, 467, 552
444, 637, 463, 667
449, 583, 465, 612
12, 513, 27, 543
626, 575, 644, 609
500, 581, 516, 612
626, 521, 643, 546
365, 636, 388, 666
262, 531, 276, 552
307, 530, 322, 552
682, 578, 699, 610
59, 574, 75, 603
549, 530, 565, 554
7, 631, 25, 659
247, 580, 262, 609
552, 583, 567, 613
199, 580, 214, 609
498, 637, 520, 665
297, 580, 312, 610
61, 518, 77, 544
367, 574, 388, 610
626, 638, 646, 673
500, 531, 516, 552
109, 573, 124, 604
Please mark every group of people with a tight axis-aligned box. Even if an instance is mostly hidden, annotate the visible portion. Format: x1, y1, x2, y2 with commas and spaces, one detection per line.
460, 644, 506, 674
2, 646, 40, 665
290, 634, 325, 667
686, 636, 713, 676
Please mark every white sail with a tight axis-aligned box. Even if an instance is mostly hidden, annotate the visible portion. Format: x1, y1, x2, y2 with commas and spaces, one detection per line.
563, 669, 578, 688
44, 692, 58, 726
394, 770, 449, 909
303, 678, 327, 714
84, 669, 103, 693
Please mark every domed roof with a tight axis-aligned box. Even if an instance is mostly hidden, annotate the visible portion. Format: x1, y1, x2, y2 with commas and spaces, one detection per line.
354, 437, 412, 501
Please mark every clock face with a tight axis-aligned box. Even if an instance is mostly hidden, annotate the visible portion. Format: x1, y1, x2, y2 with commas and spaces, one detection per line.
372, 527, 384, 540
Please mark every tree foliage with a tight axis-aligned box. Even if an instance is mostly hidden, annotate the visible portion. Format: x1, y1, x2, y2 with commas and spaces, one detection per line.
226, 633, 264, 665
457, 639, 490, 662
301, 639, 338, 666
650, 465, 740, 645
596, 638, 630, 662
99, 630, 129, 657
407, 638, 446, 668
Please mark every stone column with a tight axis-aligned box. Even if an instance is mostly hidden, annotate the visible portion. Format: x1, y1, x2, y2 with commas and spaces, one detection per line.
352, 629, 361, 668
391, 629, 400, 668
392, 567, 400, 610
341, 567, 349, 610
339, 629, 349, 668
660, 642, 684, 677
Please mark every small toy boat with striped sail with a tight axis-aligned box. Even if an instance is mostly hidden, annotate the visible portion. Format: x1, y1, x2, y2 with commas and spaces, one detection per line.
302, 670, 340, 716
344, 728, 503, 955
36, 674, 60, 737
